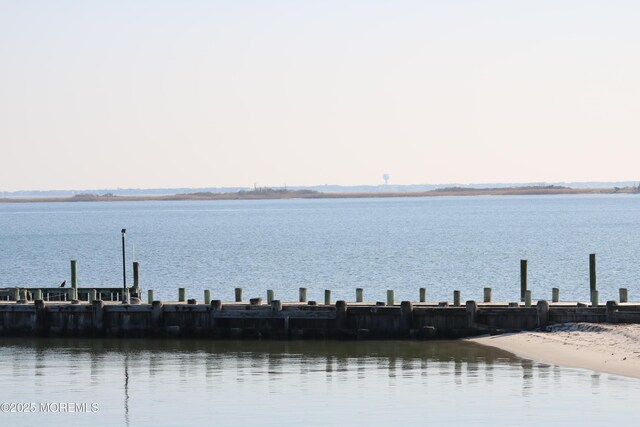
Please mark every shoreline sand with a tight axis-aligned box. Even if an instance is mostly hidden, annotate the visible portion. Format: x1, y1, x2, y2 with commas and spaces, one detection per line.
469, 323, 640, 379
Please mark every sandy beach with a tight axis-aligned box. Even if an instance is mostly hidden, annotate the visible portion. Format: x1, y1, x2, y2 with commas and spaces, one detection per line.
470, 323, 640, 379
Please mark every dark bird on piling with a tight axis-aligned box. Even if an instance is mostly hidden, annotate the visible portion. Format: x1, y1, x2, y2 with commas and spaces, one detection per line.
59, 280, 66, 288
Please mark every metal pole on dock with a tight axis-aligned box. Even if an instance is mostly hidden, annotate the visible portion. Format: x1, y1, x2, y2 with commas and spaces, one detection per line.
121, 229, 127, 303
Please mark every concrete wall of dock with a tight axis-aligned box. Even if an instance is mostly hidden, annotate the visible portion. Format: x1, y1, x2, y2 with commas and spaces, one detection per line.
0, 299, 634, 339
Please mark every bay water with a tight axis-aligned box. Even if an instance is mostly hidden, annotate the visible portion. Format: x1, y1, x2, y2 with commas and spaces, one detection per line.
2, 195, 640, 426
1, 194, 639, 302
0, 338, 639, 426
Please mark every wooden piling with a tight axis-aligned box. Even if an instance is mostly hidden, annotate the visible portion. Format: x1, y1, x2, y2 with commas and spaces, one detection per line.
70, 260, 78, 289
35, 299, 46, 333
283, 316, 290, 337
204, 289, 211, 305
524, 290, 532, 307
419, 288, 426, 303
552, 287, 559, 303
92, 300, 104, 332
591, 289, 599, 307
483, 288, 492, 303
271, 299, 282, 312
537, 300, 549, 328
324, 290, 331, 305
67, 288, 74, 302
11, 288, 19, 301
299, 287, 307, 303
620, 288, 629, 303
453, 290, 461, 307
590, 253, 597, 294
151, 300, 163, 327
267, 290, 274, 304
387, 290, 395, 306
235, 288, 243, 302
148, 290, 154, 304
90, 289, 97, 303
178, 288, 186, 302
132, 262, 140, 297
520, 259, 527, 302
356, 288, 364, 303
606, 300, 619, 323
336, 300, 347, 330
466, 300, 478, 328
400, 301, 413, 332
211, 299, 222, 310
133, 262, 140, 287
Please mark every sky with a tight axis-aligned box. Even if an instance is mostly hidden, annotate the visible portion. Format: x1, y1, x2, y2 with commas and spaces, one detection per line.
1, 0, 639, 191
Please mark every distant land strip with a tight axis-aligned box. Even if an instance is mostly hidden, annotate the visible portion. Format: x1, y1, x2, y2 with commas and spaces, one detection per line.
1, 185, 639, 203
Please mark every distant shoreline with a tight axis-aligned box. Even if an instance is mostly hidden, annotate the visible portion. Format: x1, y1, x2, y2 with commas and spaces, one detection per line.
0, 185, 637, 203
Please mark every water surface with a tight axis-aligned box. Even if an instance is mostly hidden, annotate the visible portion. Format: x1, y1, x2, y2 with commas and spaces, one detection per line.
1, 338, 638, 426
1, 195, 639, 302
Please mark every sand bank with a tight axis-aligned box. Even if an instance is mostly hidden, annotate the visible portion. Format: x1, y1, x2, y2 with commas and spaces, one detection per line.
469, 323, 640, 379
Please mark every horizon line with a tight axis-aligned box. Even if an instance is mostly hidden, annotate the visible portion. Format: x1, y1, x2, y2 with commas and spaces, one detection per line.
2, 180, 640, 195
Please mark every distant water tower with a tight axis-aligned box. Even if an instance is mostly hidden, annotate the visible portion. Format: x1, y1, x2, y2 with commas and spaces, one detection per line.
383, 174, 390, 185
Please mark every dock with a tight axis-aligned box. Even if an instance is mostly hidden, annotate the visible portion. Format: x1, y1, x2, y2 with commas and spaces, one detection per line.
0, 298, 636, 339
1, 254, 637, 339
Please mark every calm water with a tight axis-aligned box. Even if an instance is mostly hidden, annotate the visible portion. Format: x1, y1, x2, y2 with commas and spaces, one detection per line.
3, 195, 640, 426
1, 339, 639, 426
1, 195, 640, 302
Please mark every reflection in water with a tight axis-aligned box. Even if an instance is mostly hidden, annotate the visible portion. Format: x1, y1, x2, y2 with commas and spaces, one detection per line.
0, 338, 639, 426
454, 360, 462, 387
521, 359, 534, 398
124, 354, 130, 427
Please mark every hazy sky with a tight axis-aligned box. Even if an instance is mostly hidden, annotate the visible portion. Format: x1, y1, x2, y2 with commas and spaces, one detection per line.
1, 1, 639, 191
